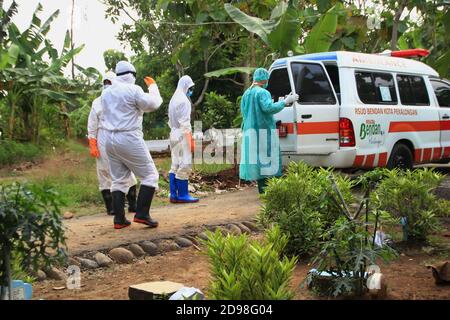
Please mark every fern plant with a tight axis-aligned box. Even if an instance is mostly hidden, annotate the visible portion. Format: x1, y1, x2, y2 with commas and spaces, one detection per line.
372, 168, 444, 242
202, 225, 297, 300
259, 161, 354, 256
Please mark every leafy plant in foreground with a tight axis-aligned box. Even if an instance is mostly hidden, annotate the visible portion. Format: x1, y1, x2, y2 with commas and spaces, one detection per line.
259, 161, 354, 256
0, 182, 66, 300
202, 225, 297, 300
372, 168, 444, 242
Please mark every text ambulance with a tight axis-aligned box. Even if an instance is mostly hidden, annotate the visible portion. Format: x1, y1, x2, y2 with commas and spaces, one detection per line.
268, 50, 450, 170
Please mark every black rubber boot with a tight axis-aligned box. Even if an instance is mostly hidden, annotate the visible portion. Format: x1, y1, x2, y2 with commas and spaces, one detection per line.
133, 185, 158, 228
112, 191, 131, 229
101, 189, 114, 216
127, 185, 137, 213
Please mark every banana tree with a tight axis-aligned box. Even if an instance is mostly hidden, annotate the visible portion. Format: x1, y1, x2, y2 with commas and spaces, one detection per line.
1, 3, 84, 142
209, 2, 343, 80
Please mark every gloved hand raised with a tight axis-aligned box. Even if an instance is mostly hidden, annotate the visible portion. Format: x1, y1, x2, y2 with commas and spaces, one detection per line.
144, 77, 156, 87
284, 93, 299, 106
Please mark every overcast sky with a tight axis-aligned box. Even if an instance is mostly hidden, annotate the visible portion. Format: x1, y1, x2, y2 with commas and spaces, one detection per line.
3, 0, 134, 76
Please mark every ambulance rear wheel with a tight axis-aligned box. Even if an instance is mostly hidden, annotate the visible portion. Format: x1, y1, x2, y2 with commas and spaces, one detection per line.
387, 144, 413, 170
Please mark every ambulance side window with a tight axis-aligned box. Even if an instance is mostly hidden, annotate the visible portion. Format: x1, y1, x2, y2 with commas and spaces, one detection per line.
396, 75, 430, 106
267, 68, 291, 104
430, 80, 450, 108
291, 62, 336, 105
355, 71, 397, 105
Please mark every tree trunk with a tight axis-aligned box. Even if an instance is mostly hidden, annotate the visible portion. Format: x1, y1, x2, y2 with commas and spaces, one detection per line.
8, 102, 16, 140
192, 53, 211, 119
1, 245, 12, 300
70, 0, 76, 80
61, 103, 71, 139
391, 0, 407, 51
250, 32, 256, 67
0, 0, 4, 43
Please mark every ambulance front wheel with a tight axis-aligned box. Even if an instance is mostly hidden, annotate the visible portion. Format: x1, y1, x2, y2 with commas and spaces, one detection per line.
387, 143, 413, 170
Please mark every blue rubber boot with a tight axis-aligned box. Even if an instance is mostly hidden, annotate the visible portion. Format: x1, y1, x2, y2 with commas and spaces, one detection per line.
169, 173, 178, 203
176, 178, 199, 203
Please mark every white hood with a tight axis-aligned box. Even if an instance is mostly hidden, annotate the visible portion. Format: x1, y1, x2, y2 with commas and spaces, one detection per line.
168, 75, 195, 133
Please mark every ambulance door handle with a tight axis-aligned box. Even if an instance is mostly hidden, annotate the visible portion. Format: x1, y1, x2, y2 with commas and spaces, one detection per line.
301, 114, 312, 119
443, 114, 450, 120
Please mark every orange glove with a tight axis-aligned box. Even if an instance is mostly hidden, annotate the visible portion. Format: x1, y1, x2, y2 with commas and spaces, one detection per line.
89, 138, 100, 158
144, 77, 156, 87
185, 132, 195, 153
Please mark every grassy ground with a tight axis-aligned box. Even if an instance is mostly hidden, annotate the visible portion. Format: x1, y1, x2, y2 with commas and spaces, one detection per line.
0, 140, 233, 217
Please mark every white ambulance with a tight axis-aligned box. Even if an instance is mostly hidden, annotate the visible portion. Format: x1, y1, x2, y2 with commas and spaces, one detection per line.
268, 49, 450, 170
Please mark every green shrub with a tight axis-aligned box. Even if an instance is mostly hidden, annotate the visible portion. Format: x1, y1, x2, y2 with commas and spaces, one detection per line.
259, 162, 354, 256
0, 182, 66, 299
202, 92, 238, 129
202, 225, 297, 300
373, 168, 444, 242
436, 199, 450, 218
69, 103, 91, 139
0, 141, 43, 166
144, 125, 170, 140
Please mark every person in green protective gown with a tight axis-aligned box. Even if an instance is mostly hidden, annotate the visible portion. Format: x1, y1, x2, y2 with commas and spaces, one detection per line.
239, 68, 299, 194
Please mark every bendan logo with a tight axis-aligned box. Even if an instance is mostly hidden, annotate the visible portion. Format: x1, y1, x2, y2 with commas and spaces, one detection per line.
360, 121, 382, 140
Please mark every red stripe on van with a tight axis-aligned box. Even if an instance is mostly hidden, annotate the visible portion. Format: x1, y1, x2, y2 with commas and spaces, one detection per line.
423, 148, 433, 162
433, 147, 443, 160
444, 147, 450, 158
389, 121, 441, 133
378, 153, 388, 167
353, 155, 365, 167
297, 122, 339, 135
415, 149, 423, 164
441, 120, 450, 131
364, 154, 376, 168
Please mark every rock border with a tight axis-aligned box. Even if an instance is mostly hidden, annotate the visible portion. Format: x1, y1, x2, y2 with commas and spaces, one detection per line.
38, 220, 261, 281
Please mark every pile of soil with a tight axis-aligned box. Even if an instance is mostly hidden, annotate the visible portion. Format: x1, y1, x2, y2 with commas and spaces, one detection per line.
191, 168, 254, 191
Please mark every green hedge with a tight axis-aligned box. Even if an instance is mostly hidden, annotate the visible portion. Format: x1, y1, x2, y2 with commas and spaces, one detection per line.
0, 140, 43, 166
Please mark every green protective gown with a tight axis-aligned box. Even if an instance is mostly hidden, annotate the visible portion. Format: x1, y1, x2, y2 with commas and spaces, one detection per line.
239, 85, 286, 182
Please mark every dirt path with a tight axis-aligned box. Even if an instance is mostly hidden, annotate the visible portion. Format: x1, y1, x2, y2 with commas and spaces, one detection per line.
65, 188, 260, 255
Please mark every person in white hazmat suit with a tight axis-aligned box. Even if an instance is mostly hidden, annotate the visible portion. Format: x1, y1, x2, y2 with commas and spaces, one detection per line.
168, 75, 198, 203
100, 61, 163, 229
87, 72, 138, 216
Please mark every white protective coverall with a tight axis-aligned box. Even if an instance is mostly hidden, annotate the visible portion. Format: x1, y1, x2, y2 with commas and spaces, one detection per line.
168, 75, 195, 180
100, 65, 163, 194
87, 79, 137, 191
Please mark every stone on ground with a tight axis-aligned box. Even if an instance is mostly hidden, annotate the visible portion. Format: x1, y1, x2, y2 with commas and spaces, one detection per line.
67, 257, 81, 267
174, 237, 193, 248
242, 221, 259, 232
157, 240, 181, 253
128, 244, 145, 257
77, 257, 99, 270
63, 211, 74, 220
227, 224, 242, 236
36, 270, 47, 281
236, 222, 251, 234
109, 247, 134, 264
196, 232, 209, 241
45, 267, 67, 281
129, 281, 185, 300
94, 252, 113, 267
140, 241, 158, 256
